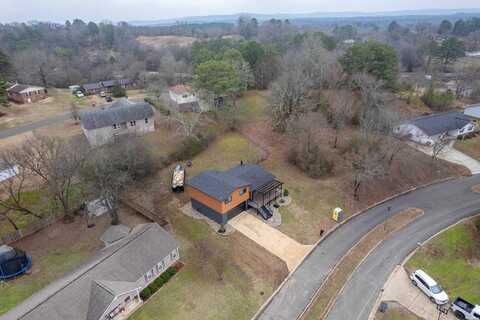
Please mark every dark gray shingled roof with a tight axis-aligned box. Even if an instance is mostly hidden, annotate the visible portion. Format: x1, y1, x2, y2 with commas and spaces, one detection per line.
86, 281, 115, 320
226, 164, 276, 192
464, 104, 480, 119
80, 100, 154, 130
6, 223, 178, 320
83, 79, 133, 91
188, 164, 276, 201
410, 111, 472, 136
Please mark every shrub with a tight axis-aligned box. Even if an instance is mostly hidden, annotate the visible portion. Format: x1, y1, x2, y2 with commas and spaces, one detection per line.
139, 266, 178, 301
421, 88, 455, 111
171, 133, 216, 161
283, 189, 289, 197
288, 144, 334, 178
111, 84, 126, 98
140, 287, 152, 300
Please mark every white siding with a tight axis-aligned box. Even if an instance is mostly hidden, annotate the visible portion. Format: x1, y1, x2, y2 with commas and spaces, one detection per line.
82, 117, 155, 146
169, 91, 198, 105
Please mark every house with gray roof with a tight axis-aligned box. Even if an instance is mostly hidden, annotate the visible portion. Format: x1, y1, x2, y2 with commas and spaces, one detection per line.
82, 79, 134, 95
187, 164, 283, 223
80, 98, 155, 146
394, 111, 475, 145
4, 223, 180, 320
464, 104, 480, 124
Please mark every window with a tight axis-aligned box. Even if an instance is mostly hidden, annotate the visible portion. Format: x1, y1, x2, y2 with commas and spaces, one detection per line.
225, 195, 232, 204
113, 123, 118, 129
239, 188, 247, 196
145, 118, 149, 124
182, 94, 188, 98
130, 120, 136, 126
144, 269, 154, 282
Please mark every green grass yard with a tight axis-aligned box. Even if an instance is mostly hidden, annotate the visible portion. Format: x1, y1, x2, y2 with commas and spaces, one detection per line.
187, 132, 261, 177
455, 138, 480, 161
130, 205, 285, 320
406, 217, 480, 302
0, 184, 85, 239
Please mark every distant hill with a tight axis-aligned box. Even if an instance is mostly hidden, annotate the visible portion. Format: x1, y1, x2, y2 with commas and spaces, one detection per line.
129, 8, 480, 26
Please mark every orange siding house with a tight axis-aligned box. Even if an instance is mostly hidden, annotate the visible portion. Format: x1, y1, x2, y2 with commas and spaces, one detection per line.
187, 164, 282, 224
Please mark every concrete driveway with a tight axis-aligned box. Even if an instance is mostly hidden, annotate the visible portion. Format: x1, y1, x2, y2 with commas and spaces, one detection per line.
229, 212, 312, 271
410, 142, 480, 174
374, 266, 455, 320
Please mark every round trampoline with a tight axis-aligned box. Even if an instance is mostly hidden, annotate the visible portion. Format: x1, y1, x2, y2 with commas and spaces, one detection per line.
0, 245, 32, 280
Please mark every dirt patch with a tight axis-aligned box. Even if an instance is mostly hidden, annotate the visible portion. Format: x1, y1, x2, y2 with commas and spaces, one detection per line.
302, 208, 424, 320
374, 301, 422, 320
136, 35, 197, 49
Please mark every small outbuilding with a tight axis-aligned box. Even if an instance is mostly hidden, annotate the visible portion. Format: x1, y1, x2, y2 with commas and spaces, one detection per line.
0, 160, 19, 183
0, 245, 32, 280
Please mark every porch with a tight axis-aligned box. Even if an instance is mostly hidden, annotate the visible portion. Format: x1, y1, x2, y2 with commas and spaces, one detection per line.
251, 179, 283, 208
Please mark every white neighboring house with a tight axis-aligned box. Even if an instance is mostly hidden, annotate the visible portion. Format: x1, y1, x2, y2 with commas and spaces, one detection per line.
464, 104, 480, 126
394, 111, 475, 146
5, 223, 180, 320
0, 161, 19, 183
168, 84, 198, 105
80, 98, 155, 146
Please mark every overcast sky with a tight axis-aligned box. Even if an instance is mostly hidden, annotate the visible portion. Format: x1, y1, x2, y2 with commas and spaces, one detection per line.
1, 0, 479, 23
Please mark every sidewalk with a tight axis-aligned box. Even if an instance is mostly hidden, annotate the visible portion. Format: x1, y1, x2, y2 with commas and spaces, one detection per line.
409, 142, 480, 174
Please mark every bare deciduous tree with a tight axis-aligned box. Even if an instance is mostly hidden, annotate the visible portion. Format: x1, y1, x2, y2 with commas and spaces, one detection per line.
12, 136, 87, 221
0, 155, 42, 219
432, 133, 453, 162
81, 138, 154, 225
169, 109, 203, 139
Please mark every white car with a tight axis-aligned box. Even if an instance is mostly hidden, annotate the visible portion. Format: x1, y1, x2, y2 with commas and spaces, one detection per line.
75, 91, 84, 98
410, 269, 449, 305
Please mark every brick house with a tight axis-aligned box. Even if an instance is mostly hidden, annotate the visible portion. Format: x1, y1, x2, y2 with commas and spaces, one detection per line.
7, 84, 48, 104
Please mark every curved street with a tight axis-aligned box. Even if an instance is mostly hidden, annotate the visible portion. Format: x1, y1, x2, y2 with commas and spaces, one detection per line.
256, 174, 480, 320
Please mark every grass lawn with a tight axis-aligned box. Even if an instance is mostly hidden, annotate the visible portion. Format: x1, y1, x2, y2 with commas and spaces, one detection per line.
187, 132, 262, 177
237, 90, 270, 122
0, 88, 145, 130
130, 207, 286, 320
455, 137, 480, 161
406, 217, 480, 302
0, 208, 148, 316
0, 184, 86, 238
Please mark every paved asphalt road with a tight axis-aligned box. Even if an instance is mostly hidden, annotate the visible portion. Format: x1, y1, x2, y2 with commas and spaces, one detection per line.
0, 112, 71, 139
327, 175, 480, 320
256, 174, 480, 320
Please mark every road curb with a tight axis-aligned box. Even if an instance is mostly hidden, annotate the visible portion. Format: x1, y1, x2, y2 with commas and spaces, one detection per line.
366, 213, 480, 320
251, 175, 461, 320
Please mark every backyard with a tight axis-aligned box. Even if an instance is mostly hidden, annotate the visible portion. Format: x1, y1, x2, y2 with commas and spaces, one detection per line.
405, 216, 480, 303
0, 207, 149, 316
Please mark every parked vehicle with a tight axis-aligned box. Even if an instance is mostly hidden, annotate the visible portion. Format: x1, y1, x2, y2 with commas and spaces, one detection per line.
100, 91, 106, 97
451, 297, 480, 319
410, 269, 449, 305
105, 96, 113, 102
172, 165, 185, 192
75, 91, 85, 98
